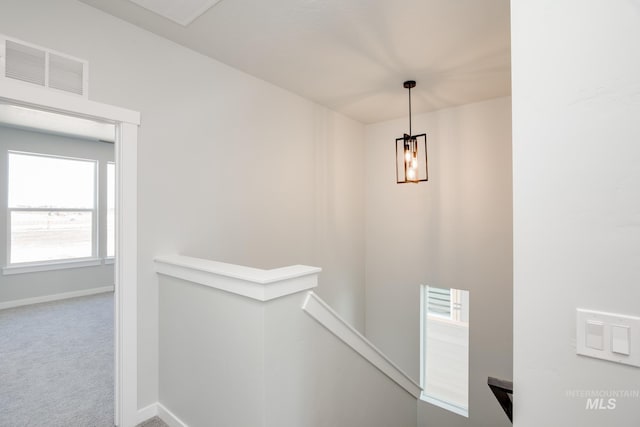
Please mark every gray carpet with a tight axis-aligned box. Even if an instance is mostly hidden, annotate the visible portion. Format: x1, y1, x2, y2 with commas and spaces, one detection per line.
0, 292, 114, 427
136, 416, 169, 427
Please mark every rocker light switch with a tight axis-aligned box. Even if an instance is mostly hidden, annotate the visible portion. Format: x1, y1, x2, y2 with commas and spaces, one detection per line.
586, 320, 604, 350
577, 308, 640, 367
612, 325, 630, 355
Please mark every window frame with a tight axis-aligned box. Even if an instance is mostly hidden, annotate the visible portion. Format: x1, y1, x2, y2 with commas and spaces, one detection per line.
420, 284, 470, 418
105, 160, 115, 260
5, 150, 99, 268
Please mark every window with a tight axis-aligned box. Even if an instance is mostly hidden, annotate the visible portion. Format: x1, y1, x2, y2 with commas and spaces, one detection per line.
421, 285, 470, 416
8, 152, 96, 264
106, 162, 115, 258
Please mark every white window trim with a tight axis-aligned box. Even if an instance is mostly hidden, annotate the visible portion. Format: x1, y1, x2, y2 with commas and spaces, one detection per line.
6, 151, 99, 266
2, 257, 101, 275
106, 161, 115, 258
420, 393, 469, 418
420, 284, 470, 418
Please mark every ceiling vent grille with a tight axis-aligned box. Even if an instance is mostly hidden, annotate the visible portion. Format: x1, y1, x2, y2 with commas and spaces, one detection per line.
1, 36, 88, 98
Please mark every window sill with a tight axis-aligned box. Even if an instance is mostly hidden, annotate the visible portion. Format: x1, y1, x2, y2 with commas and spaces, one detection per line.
3, 258, 103, 275
420, 393, 469, 418
104, 257, 115, 265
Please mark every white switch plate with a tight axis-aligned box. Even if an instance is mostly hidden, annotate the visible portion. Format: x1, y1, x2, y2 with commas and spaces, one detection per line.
576, 309, 640, 368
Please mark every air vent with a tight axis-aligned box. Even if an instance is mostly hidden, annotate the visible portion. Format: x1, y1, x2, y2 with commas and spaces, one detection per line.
49, 53, 84, 95
1, 35, 88, 98
5, 40, 46, 86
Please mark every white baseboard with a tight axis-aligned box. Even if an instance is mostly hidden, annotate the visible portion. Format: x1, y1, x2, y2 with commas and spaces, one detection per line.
136, 403, 158, 424
157, 403, 188, 427
137, 402, 188, 427
0, 285, 114, 310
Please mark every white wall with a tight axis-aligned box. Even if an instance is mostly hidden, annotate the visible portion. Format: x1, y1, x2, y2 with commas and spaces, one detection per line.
0, 0, 365, 408
158, 272, 417, 427
158, 276, 265, 427
0, 126, 114, 303
512, 1, 640, 426
264, 291, 417, 427
365, 97, 512, 426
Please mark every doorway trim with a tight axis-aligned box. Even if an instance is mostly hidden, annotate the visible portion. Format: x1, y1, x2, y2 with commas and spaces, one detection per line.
0, 79, 140, 427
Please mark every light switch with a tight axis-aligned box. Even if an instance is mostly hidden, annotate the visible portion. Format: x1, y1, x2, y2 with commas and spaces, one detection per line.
576, 308, 640, 367
612, 325, 630, 355
586, 320, 604, 350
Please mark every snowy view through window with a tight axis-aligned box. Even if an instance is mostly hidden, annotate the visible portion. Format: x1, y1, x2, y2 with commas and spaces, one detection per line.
8, 152, 95, 264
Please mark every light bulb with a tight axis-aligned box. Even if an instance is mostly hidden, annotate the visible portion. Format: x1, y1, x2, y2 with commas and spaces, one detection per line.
404, 150, 411, 163
411, 158, 418, 169
407, 168, 416, 181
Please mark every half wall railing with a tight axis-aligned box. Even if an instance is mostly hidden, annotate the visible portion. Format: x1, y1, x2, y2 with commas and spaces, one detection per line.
153, 254, 420, 427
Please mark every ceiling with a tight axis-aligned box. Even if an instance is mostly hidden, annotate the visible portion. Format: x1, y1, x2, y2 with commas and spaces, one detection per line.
80, 0, 511, 124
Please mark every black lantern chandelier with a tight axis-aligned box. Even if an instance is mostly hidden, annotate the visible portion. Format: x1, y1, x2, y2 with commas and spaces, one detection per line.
396, 80, 428, 183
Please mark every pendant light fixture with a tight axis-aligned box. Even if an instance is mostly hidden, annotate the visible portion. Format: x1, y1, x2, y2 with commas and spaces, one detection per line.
396, 80, 428, 184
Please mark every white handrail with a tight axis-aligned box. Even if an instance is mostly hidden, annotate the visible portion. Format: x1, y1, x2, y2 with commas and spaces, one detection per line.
155, 255, 321, 301
302, 291, 422, 398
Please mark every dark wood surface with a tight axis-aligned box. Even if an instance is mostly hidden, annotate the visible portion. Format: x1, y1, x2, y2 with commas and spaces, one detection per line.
488, 376, 513, 423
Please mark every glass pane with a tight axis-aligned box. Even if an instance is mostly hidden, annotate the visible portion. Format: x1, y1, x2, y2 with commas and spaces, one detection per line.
10, 211, 93, 263
427, 286, 452, 318
423, 286, 470, 412
8, 152, 95, 209
107, 163, 115, 258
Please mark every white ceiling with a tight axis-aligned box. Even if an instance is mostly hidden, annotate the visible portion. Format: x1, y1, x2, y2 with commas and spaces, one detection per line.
126, 0, 223, 26
80, 0, 511, 124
